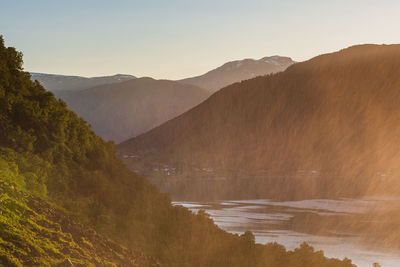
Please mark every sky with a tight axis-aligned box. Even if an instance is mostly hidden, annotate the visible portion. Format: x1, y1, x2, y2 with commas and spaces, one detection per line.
1, 0, 399, 79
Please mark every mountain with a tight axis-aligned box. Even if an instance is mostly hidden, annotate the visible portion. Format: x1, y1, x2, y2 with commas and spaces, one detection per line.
0, 36, 355, 266
30, 72, 136, 93
58, 77, 211, 142
179, 56, 295, 92
118, 44, 400, 200
33, 57, 293, 143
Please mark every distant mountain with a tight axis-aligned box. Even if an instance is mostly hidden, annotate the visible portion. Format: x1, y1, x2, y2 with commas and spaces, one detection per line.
179, 56, 295, 92
58, 77, 211, 142
118, 45, 400, 199
30, 72, 136, 93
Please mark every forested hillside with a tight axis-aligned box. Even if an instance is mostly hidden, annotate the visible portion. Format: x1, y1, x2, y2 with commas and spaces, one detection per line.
0, 36, 356, 266
119, 44, 400, 199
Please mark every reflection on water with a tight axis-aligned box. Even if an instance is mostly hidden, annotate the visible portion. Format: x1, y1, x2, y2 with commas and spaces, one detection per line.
173, 198, 400, 267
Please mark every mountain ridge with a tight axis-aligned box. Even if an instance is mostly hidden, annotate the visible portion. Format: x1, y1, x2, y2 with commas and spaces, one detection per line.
178, 55, 295, 92
30, 72, 136, 92
118, 44, 400, 199
58, 77, 211, 142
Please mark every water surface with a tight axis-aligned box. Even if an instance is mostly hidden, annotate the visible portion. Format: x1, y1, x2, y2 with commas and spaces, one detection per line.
173, 198, 400, 267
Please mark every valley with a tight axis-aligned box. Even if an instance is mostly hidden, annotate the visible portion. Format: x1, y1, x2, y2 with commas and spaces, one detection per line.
0, 35, 357, 267
3, 2, 400, 264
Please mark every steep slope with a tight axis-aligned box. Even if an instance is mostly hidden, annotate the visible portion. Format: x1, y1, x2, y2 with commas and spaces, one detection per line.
58, 78, 211, 142
0, 181, 158, 267
179, 56, 295, 92
0, 36, 356, 266
119, 44, 400, 199
30, 72, 135, 94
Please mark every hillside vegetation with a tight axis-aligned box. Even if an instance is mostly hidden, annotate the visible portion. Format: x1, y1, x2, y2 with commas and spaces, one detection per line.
0, 179, 158, 266
119, 44, 400, 199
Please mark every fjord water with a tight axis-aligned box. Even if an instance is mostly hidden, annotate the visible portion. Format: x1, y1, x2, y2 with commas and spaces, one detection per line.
174, 198, 400, 267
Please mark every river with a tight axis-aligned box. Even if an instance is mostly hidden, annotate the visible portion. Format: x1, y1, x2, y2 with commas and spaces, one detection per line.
173, 198, 400, 267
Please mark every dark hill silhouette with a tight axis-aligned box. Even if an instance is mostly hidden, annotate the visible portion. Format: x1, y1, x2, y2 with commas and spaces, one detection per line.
58, 77, 211, 142
118, 44, 400, 198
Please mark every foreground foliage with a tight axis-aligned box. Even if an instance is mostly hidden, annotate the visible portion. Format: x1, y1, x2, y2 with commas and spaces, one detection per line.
0, 180, 158, 266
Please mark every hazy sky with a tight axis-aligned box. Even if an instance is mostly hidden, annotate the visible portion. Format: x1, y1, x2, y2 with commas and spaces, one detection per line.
1, 0, 399, 79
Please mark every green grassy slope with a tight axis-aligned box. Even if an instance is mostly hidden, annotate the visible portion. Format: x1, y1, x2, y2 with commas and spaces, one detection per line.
0, 179, 158, 267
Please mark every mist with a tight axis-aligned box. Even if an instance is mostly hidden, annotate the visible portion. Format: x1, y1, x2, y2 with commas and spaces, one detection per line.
118, 44, 400, 267
2, 1, 400, 266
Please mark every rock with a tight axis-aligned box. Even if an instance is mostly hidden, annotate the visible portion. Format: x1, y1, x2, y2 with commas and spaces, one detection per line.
56, 258, 74, 267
